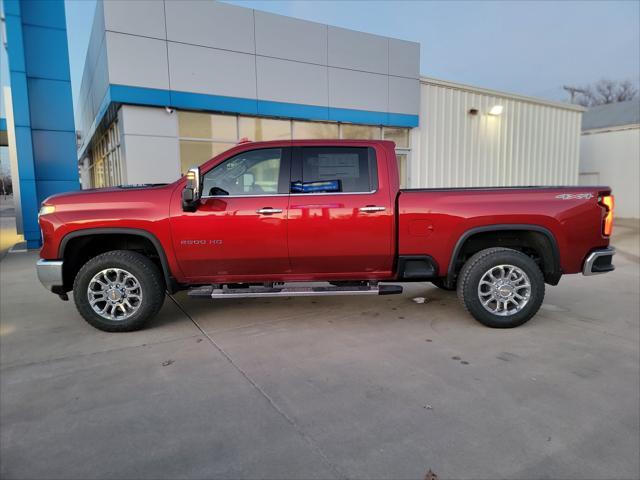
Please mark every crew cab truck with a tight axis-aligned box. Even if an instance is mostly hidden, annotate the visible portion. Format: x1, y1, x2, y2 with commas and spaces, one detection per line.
36, 140, 615, 332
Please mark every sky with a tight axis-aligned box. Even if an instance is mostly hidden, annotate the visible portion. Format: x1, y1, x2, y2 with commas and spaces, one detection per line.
2, 0, 640, 119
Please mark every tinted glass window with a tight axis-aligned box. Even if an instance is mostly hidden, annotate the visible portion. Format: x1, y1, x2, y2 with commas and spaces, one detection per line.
202, 148, 282, 196
294, 147, 376, 193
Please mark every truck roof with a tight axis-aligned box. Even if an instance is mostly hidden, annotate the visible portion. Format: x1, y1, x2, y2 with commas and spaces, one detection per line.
230, 138, 396, 148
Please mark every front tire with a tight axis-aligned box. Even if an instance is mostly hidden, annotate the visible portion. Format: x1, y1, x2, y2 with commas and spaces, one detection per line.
73, 250, 165, 332
456, 247, 545, 328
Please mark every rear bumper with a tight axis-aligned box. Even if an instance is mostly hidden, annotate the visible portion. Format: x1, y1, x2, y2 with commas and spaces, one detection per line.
582, 247, 615, 276
36, 259, 64, 291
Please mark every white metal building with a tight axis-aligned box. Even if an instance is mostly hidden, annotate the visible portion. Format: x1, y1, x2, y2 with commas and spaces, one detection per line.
580, 99, 640, 219
411, 77, 584, 188
77, 0, 585, 191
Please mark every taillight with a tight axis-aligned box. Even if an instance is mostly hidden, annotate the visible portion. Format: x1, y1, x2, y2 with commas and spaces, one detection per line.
599, 194, 614, 236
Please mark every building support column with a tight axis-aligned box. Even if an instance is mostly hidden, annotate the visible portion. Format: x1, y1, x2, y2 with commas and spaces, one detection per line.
3, 0, 79, 248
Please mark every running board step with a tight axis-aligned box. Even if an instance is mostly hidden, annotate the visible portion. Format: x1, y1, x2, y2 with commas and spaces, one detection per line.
188, 284, 403, 298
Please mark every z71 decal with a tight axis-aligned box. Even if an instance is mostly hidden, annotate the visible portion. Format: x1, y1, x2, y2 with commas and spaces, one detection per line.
555, 193, 594, 200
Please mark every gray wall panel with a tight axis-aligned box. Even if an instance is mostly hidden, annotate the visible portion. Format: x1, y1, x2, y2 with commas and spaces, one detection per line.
165, 0, 255, 54
329, 68, 388, 112
255, 11, 327, 65
123, 134, 180, 184
328, 26, 388, 74
389, 76, 419, 114
103, 0, 166, 39
168, 42, 257, 99
106, 32, 169, 89
90, 44, 109, 115
80, 0, 421, 145
257, 56, 328, 106
78, 3, 105, 133
121, 104, 178, 138
389, 38, 419, 79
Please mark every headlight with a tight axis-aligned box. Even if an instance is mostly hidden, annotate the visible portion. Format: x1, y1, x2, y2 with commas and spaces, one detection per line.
39, 205, 56, 216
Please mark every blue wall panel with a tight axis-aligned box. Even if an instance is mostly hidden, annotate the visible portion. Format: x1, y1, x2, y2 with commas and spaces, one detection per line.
328, 107, 389, 126
27, 78, 75, 131
169, 90, 258, 115
2, 0, 21, 16
4, 15, 26, 71
23, 25, 71, 81
8, 72, 30, 127
4, 0, 78, 248
35, 180, 81, 202
257, 100, 329, 121
110, 85, 171, 108
13, 127, 35, 180
387, 113, 420, 128
32, 131, 79, 180
20, 0, 67, 29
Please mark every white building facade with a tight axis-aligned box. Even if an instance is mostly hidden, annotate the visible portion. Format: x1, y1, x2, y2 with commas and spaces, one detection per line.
579, 100, 640, 219
78, 1, 584, 191
411, 78, 583, 188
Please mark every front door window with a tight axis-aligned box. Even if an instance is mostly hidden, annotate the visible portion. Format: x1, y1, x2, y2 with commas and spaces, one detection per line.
202, 148, 283, 196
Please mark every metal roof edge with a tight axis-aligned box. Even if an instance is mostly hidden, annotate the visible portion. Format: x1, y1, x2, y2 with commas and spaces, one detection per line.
582, 123, 640, 135
420, 75, 586, 113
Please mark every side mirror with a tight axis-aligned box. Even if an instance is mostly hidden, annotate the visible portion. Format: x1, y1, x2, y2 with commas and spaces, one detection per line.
182, 167, 201, 211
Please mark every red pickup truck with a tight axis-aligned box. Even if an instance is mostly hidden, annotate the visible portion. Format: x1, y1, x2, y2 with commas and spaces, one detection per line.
37, 140, 615, 332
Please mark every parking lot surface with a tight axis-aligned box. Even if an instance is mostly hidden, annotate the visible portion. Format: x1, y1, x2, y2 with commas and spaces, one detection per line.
1, 222, 639, 479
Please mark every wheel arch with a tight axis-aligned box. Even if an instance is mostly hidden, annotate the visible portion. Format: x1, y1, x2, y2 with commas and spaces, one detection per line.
58, 228, 178, 293
446, 224, 561, 286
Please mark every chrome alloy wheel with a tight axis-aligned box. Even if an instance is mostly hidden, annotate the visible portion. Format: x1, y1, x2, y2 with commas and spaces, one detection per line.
477, 264, 531, 316
87, 268, 143, 321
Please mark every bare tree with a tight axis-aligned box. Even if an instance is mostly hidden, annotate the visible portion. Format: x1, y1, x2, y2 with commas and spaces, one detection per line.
0, 174, 12, 198
566, 79, 638, 107
616, 80, 638, 102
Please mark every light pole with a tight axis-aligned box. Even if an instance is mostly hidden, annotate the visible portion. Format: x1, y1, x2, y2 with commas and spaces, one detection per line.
563, 86, 588, 105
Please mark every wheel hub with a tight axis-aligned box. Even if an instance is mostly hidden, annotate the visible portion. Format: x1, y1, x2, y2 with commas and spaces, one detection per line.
477, 264, 531, 316
87, 268, 142, 321
106, 287, 125, 302
495, 281, 515, 298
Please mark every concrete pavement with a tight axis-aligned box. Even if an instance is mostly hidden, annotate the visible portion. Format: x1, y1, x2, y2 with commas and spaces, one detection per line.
1, 228, 638, 479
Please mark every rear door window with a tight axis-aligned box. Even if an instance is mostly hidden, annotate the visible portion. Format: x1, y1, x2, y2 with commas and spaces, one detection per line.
292, 147, 377, 194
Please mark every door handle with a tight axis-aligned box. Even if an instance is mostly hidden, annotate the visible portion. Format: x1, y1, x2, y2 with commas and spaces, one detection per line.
256, 207, 283, 215
359, 206, 386, 213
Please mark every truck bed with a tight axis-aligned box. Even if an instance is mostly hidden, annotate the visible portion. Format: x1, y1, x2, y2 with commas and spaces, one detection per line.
397, 185, 611, 276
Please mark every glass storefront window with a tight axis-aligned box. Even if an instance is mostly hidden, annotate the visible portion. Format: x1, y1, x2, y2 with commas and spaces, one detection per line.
383, 127, 410, 148
178, 112, 237, 140
90, 121, 122, 188
176, 111, 411, 187
239, 117, 291, 141
292, 121, 339, 139
93, 158, 105, 188
341, 124, 381, 140
396, 153, 408, 188
180, 141, 236, 174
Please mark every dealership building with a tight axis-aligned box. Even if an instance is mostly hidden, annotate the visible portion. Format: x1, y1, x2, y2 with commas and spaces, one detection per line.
2, 0, 585, 247
75, 0, 585, 190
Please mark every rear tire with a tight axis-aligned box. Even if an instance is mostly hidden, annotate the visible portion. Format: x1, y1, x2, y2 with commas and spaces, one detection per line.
73, 250, 165, 332
457, 247, 545, 328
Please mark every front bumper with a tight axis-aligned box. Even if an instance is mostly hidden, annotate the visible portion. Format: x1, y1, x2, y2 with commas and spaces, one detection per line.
582, 247, 615, 276
36, 259, 64, 291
